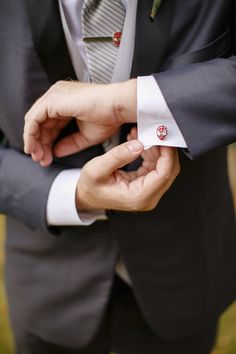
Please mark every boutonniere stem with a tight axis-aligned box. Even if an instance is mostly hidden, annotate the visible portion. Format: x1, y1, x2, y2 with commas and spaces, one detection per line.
150, 0, 162, 21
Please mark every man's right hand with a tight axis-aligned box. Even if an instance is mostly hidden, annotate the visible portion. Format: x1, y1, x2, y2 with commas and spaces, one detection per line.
76, 140, 180, 212
24, 80, 137, 167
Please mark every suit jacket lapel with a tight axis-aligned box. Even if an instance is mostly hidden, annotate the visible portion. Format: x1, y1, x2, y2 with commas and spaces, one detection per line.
131, 0, 175, 77
24, 0, 76, 84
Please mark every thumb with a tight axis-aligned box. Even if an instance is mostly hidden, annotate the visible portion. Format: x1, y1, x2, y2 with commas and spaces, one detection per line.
86, 140, 144, 180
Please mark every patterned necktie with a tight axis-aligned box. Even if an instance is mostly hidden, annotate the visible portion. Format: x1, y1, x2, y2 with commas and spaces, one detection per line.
82, 0, 126, 83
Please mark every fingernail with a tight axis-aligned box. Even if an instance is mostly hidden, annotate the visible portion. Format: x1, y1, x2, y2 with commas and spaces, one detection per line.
127, 140, 143, 152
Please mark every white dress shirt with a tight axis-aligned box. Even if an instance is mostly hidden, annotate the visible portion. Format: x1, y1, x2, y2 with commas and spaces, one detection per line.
47, 0, 187, 227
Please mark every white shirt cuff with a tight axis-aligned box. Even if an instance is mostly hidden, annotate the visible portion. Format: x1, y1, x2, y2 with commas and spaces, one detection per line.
47, 169, 107, 226
137, 75, 187, 148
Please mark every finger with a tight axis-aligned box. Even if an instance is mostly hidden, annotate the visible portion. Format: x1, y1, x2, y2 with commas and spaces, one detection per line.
40, 128, 54, 145
142, 147, 178, 195
141, 146, 160, 163
122, 165, 152, 181
24, 96, 48, 126
53, 132, 91, 157
155, 147, 178, 178
40, 121, 66, 145
119, 147, 176, 184
127, 127, 137, 141
31, 140, 44, 162
31, 141, 53, 167
23, 122, 40, 154
39, 145, 54, 167
85, 140, 144, 180
127, 134, 132, 141
24, 99, 48, 153
130, 127, 137, 139
24, 95, 68, 153
27, 119, 69, 162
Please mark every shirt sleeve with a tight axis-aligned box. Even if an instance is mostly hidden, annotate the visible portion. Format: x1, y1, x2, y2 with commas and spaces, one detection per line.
47, 169, 107, 226
137, 75, 187, 148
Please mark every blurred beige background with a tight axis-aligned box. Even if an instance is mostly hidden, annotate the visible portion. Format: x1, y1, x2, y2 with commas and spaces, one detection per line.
0, 145, 235, 354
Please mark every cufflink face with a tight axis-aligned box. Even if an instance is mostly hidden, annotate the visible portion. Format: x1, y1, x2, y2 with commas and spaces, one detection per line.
156, 125, 168, 141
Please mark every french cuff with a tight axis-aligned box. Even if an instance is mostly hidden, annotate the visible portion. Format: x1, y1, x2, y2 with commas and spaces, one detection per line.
47, 169, 106, 226
137, 75, 187, 148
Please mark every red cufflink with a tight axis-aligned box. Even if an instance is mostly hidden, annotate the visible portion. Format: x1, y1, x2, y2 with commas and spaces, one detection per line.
156, 125, 168, 141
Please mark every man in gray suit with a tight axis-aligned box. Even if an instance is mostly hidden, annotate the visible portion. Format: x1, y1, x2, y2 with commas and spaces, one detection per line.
1, 1, 236, 354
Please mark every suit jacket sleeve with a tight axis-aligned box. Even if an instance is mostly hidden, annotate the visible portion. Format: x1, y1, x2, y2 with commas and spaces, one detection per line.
154, 4, 236, 159
0, 143, 63, 232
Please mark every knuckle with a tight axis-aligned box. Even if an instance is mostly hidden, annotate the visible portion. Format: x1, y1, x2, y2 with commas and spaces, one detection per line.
24, 112, 30, 122
46, 103, 56, 119
48, 81, 64, 95
25, 109, 35, 122
54, 80, 64, 88
48, 84, 56, 94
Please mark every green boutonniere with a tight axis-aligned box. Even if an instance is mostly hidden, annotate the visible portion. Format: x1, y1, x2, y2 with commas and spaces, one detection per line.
150, 0, 162, 21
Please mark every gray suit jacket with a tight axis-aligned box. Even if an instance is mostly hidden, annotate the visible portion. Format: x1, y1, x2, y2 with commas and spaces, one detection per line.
0, 0, 236, 348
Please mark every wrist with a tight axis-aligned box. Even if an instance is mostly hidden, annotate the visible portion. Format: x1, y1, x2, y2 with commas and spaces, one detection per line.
76, 177, 100, 211
76, 183, 92, 211
111, 79, 137, 124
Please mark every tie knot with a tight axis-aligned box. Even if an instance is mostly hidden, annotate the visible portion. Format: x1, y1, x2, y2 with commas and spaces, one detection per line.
82, 0, 126, 21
